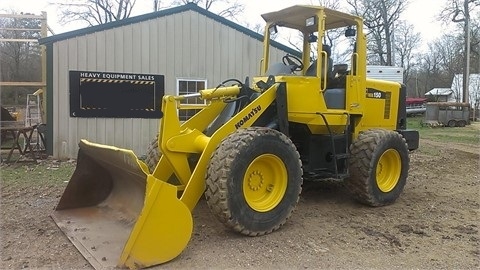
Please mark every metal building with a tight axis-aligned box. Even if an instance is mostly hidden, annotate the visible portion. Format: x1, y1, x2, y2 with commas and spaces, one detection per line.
39, 3, 295, 159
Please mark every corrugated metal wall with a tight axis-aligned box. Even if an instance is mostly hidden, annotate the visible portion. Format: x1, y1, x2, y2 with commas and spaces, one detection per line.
52, 10, 288, 159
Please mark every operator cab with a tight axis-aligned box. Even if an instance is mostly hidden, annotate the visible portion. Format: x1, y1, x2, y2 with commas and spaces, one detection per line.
261, 5, 365, 81
260, 5, 366, 109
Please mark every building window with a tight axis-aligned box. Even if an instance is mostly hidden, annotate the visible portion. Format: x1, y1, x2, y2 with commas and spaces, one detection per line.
177, 78, 207, 121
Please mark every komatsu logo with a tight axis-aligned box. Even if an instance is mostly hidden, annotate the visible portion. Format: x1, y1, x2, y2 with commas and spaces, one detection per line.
235, 105, 262, 129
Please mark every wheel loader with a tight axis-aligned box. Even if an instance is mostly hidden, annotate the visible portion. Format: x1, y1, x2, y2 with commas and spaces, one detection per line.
52, 5, 419, 269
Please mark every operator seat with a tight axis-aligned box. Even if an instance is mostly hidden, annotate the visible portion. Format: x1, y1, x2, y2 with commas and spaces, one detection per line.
305, 44, 333, 79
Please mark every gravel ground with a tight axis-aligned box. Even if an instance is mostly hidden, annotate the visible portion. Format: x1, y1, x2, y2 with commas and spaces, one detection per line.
1, 136, 479, 270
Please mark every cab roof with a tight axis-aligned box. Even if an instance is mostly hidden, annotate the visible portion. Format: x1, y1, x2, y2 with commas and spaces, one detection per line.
261, 5, 361, 32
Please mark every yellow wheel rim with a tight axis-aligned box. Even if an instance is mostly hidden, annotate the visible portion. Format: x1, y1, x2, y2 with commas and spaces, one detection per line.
243, 154, 288, 212
376, 149, 401, 192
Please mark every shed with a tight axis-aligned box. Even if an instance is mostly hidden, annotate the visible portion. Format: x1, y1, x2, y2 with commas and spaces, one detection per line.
425, 74, 480, 106
425, 88, 453, 102
39, 3, 296, 159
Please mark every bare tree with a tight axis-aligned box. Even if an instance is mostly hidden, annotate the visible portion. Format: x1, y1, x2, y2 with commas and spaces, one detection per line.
0, 15, 42, 82
409, 1, 479, 101
439, 0, 479, 21
171, 0, 244, 20
471, 19, 480, 74
313, 0, 342, 47
439, 0, 480, 103
54, 0, 137, 26
412, 32, 465, 99
435, 35, 464, 77
394, 20, 420, 84
346, 0, 407, 66
419, 46, 445, 96
0, 14, 42, 105
284, 0, 344, 61
153, 0, 164, 11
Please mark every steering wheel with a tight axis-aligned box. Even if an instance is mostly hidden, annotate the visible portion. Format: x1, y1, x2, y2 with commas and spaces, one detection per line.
282, 54, 304, 71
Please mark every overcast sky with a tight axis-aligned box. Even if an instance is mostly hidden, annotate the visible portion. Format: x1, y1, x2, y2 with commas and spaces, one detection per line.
3, 0, 448, 46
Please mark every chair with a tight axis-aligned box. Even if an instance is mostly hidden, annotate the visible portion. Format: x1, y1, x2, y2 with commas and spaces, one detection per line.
305, 44, 333, 79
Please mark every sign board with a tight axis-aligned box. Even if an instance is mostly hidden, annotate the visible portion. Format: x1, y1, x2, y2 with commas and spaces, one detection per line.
69, 71, 165, 118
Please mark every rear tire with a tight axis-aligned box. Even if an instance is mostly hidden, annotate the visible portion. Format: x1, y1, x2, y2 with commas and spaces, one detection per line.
345, 129, 409, 206
457, 120, 466, 127
205, 127, 303, 236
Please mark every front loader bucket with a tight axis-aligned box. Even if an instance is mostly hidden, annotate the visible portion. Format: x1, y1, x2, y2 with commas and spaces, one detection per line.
52, 139, 193, 269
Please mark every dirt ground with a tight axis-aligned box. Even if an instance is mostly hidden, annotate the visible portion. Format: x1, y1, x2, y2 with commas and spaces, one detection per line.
1, 129, 479, 269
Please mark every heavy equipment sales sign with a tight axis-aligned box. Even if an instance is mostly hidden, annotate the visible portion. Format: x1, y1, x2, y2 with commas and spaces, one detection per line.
69, 71, 165, 118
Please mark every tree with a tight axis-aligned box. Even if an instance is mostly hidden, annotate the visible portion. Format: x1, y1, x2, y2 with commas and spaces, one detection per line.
435, 34, 464, 78
54, 0, 137, 27
171, 0, 244, 20
53, 0, 244, 27
0, 13, 42, 105
346, 0, 407, 66
439, 0, 480, 103
411, 32, 465, 100
394, 20, 420, 85
418, 46, 445, 97
315, 0, 344, 60
471, 19, 480, 73
153, 0, 164, 11
285, 0, 345, 62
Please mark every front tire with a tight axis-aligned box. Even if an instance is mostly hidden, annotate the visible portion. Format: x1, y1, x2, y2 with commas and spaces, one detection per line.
345, 129, 409, 206
145, 135, 161, 173
205, 127, 303, 236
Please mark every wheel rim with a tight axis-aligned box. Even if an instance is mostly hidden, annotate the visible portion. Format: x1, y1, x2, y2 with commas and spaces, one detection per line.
243, 154, 288, 212
376, 149, 401, 193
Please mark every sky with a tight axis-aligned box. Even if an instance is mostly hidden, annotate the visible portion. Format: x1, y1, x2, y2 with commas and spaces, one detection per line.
2, 0, 448, 47
245, 0, 447, 42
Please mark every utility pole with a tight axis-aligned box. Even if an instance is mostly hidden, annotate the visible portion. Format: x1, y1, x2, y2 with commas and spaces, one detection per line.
463, 0, 470, 104
391, 20, 396, 66
453, 0, 471, 104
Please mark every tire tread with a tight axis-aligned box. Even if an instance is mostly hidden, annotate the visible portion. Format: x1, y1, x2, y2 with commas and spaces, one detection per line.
346, 129, 409, 206
205, 127, 302, 236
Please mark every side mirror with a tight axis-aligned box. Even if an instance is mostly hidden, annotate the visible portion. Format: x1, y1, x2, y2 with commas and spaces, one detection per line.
345, 27, 356, 37
308, 33, 317, 43
269, 25, 278, 35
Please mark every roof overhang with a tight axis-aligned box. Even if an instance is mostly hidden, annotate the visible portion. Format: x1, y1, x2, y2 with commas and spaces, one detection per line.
425, 88, 453, 96
261, 5, 361, 32
38, 3, 298, 55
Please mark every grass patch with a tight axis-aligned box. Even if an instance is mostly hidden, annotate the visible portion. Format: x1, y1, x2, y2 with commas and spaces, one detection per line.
407, 116, 480, 145
1, 161, 76, 187
415, 143, 442, 156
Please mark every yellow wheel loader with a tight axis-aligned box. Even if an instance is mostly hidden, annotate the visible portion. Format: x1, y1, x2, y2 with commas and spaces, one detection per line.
53, 5, 419, 269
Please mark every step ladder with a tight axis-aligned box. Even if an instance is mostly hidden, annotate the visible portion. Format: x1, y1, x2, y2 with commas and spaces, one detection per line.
24, 94, 45, 152
25, 94, 41, 126
317, 112, 350, 179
